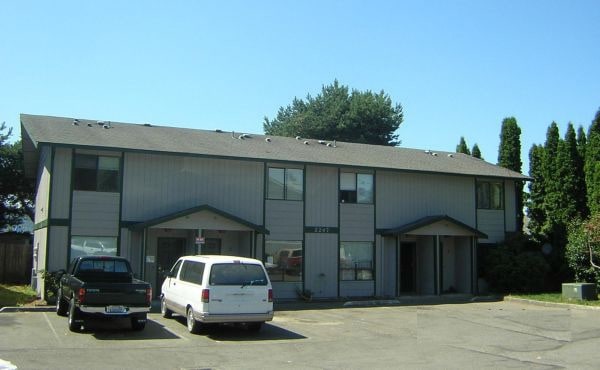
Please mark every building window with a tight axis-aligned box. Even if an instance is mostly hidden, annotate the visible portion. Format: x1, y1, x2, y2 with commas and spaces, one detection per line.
264, 240, 302, 282
267, 167, 303, 200
477, 181, 504, 210
74, 154, 120, 192
340, 173, 373, 204
340, 242, 374, 281
70, 236, 118, 260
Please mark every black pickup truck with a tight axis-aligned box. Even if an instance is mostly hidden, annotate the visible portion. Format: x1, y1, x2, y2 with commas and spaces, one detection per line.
55, 256, 152, 332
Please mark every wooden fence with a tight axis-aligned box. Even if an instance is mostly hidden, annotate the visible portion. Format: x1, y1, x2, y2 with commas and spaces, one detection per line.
0, 234, 33, 284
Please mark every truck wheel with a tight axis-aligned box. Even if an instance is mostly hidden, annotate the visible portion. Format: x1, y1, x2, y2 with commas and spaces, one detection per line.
186, 307, 202, 334
131, 314, 147, 331
56, 289, 68, 317
160, 297, 172, 319
68, 298, 82, 332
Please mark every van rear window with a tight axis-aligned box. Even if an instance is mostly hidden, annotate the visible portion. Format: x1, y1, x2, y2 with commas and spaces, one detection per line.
209, 264, 268, 286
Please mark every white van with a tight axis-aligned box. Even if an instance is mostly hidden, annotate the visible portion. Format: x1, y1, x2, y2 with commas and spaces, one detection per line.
160, 255, 274, 333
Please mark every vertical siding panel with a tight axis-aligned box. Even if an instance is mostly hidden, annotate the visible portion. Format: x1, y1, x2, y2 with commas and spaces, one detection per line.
305, 166, 338, 227
376, 171, 476, 229
48, 226, 69, 270
340, 204, 374, 241
50, 148, 72, 218
265, 201, 303, 240
121, 154, 263, 224
35, 146, 52, 223
305, 233, 338, 298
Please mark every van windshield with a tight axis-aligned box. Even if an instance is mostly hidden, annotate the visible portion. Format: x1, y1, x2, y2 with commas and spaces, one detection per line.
209, 263, 268, 286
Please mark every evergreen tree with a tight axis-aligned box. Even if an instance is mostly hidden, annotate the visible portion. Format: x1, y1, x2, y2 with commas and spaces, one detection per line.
577, 125, 587, 159
498, 117, 523, 231
527, 144, 546, 241
566, 124, 588, 218
541, 122, 561, 238
0, 122, 34, 229
456, 137, 470, 155
264, 80, 403, 146
586, 109, 600, 215
471, 144, 482, 159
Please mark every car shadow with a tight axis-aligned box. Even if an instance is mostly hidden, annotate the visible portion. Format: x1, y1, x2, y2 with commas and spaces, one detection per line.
172, 316, 306, 341
86, 318, 180, 340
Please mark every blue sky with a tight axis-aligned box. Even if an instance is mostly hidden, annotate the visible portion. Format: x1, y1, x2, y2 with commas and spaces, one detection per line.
2, 1, 599, 173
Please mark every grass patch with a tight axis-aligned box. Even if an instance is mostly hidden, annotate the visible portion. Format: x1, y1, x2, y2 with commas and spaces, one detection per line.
0, 284, 38, 308
510, 292, 600, 306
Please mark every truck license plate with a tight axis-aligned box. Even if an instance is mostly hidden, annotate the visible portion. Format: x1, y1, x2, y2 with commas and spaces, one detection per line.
106, 305, 127, 314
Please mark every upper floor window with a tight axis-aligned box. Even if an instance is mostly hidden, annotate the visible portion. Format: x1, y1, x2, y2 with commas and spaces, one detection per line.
74, 154, 120, 192
477, 181, 503, 210
267, 167, 303, 200
340, 173, 373, 204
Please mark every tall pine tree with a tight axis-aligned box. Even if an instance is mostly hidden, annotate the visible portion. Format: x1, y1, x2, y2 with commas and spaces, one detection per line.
498, 117, 524, 231
471, 144, 482, 159
527, 144, 546, 241
586, 109, 600, 215
456, 137, 471, 155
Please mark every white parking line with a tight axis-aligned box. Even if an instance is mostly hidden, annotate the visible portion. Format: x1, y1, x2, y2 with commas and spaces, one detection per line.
43, 312, 62, 345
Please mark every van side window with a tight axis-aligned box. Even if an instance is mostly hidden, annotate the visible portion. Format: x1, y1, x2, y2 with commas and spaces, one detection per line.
181, 261, 205, 285
170, 260, 183, 278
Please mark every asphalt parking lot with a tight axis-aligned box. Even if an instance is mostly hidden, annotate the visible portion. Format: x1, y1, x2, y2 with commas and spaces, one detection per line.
1, 300, 599, 370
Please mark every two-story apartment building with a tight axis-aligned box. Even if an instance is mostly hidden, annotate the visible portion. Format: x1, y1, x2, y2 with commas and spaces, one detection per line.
21, 114, 528, 300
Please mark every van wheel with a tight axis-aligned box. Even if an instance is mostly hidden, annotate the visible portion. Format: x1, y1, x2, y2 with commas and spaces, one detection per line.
247, 322, 263, 332
68, 298, 82, 332
56, 289, 68, 317
186, 307, 201, 334
131, 314, 147, 331
160, 297, 172, 318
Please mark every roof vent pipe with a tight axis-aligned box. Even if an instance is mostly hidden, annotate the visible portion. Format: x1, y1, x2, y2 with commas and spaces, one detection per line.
333, 140, 337, 148
303, 141, 309, 145
72, 119, 79, 126
265, 138, 272, 142
232, 131, 235, 138
295, 136, 302, 140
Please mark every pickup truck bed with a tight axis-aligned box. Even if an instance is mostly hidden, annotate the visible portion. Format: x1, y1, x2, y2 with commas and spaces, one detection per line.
56, 256, 152, 332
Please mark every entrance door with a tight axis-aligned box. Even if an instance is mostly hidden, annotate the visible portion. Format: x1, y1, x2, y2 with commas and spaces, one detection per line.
156, 237, 186, 297
399, 242, 416, 294
202, 238, 221, 255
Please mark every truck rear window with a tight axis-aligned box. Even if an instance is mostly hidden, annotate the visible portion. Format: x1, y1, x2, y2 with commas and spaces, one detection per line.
209, 263, 268, 286
79, 260, 129, 273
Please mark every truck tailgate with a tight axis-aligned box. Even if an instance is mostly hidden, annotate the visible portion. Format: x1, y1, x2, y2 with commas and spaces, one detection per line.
83, 283, 149, 306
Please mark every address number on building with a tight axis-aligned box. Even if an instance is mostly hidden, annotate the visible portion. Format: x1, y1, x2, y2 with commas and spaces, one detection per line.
305, 227, 338, 234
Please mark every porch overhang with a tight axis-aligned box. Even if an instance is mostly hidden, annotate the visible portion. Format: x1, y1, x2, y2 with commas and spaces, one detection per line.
128, 204, 269, 234
380, 215, 487, 238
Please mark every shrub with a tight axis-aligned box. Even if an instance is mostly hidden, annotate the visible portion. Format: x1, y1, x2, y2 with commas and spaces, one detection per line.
566, 219, 600, 287
481, 234, 550, 293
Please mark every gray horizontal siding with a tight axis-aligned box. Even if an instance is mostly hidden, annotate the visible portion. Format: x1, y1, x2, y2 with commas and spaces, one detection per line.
376, 171, 475, 229
71, 192, 120, 236
122, 153, 263, 225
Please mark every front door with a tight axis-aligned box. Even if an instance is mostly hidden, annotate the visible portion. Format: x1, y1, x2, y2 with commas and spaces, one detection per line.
156, 237, 186, 297
399, 242, 417, 294
202, 238, 222, 255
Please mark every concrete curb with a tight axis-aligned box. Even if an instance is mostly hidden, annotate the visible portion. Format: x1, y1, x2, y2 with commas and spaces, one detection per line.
504, 296, 600, 311
0, 306, 55, 313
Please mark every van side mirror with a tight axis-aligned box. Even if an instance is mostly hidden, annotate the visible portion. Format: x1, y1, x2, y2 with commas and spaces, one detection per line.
163, 270, 173, 278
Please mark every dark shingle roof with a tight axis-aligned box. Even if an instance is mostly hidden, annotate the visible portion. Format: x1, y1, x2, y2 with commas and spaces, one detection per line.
20, 114, 529, 180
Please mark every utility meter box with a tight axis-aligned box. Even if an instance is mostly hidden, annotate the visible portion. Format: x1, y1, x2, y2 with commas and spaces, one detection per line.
562, 283, 598, 301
